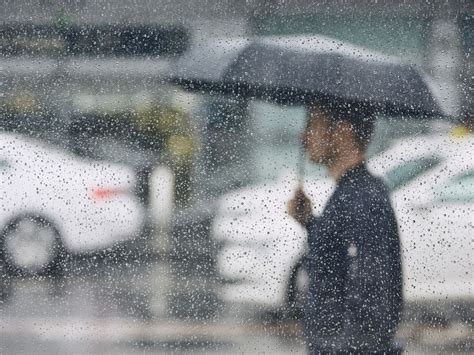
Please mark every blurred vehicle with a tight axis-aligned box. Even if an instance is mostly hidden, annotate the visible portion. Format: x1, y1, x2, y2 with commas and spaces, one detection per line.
211, 133, 473, 314
0, 133, 145, 275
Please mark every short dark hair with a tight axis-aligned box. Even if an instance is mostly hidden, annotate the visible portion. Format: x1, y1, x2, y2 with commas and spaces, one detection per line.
316, 97, 376, 150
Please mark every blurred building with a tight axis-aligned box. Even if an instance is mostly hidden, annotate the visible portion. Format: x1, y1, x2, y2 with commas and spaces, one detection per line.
2, 1, 471, 108
1, 0, 471, 320
1, 0, 471, 207
0, 0, 471, 223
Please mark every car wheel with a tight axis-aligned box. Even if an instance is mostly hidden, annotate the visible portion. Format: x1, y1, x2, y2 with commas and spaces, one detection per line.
1, 215, 63, 276
286, 263, 308, 320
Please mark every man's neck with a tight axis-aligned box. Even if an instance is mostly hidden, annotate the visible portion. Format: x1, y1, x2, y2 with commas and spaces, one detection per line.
327, 153, 365, 183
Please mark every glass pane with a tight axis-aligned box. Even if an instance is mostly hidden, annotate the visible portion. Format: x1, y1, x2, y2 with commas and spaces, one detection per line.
1, 2, 471, 354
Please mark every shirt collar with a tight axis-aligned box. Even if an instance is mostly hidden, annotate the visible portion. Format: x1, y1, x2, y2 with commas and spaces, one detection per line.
338, 162, 367, 186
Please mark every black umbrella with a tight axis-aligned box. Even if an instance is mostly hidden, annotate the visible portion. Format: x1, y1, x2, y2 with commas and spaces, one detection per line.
169, 35, 443, 117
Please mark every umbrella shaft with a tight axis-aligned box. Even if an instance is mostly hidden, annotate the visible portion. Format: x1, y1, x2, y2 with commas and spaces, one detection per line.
297, 143, 305, 185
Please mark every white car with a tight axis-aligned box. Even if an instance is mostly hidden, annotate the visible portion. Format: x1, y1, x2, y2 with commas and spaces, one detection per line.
0, 133, 145, 275
212, 133, 473, 312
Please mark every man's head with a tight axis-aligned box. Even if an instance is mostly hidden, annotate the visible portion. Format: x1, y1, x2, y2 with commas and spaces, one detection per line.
302, 98, 375, 165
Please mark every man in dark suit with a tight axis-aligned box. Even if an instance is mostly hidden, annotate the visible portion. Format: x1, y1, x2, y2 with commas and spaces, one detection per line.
288, 99, 403, 354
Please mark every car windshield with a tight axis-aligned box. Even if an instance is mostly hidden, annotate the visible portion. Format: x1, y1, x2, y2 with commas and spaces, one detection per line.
435, 170, 474, 203
384, 156, 443, 192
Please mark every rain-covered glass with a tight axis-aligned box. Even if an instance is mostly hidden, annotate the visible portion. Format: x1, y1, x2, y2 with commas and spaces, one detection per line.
1, 2, 472, 354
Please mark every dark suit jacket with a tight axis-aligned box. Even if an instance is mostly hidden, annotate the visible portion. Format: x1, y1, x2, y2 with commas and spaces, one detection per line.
304, 164, 403, 353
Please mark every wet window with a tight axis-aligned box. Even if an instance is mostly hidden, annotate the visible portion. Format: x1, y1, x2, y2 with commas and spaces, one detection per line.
1, 2, 472, 354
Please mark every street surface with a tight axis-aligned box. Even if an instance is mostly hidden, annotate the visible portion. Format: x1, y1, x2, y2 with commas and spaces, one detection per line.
0, 255, 472, 354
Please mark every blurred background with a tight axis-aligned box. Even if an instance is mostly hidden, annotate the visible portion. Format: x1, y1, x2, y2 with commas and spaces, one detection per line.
0, 1, 472, 354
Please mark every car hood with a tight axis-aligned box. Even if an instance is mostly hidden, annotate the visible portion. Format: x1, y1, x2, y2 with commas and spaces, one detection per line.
1, 133, 137, 192
212, 170, 334, 243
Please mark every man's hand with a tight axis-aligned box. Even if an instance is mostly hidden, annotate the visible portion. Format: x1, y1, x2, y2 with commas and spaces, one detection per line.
288, 187, 313, 226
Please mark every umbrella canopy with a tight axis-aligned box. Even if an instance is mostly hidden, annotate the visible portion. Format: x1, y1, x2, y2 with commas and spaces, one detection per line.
169, 35, 443, 116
